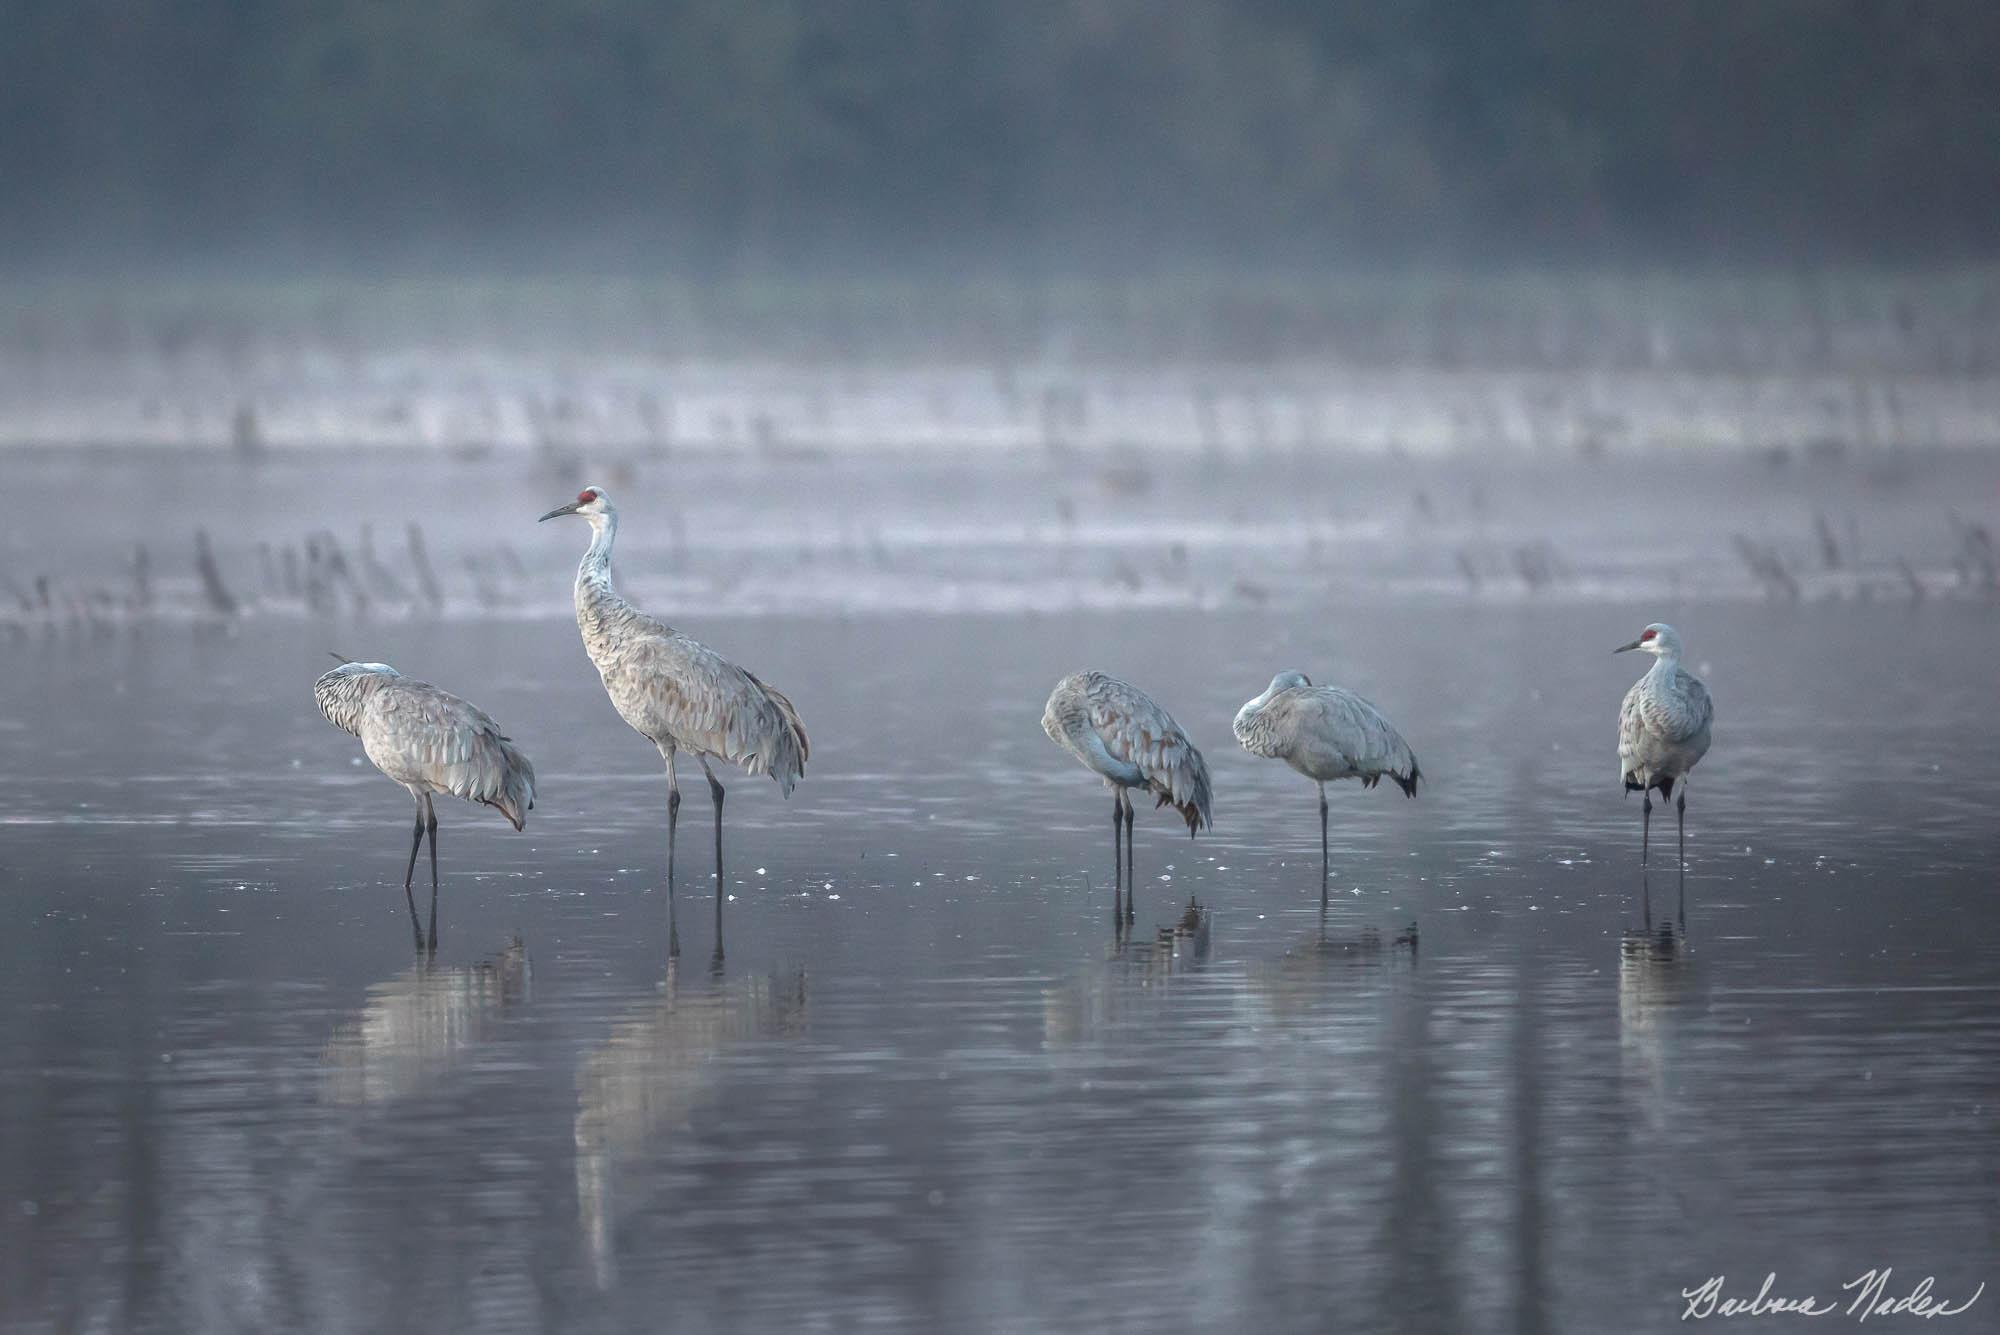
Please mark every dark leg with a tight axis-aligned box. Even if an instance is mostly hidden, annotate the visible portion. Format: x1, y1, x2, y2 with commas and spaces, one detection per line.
1122, 791, 1136, 923
664, 749, 681, 959
1318, 783, 1330, 907
702, 758, 725, 964
1112, 790, 1125, 924
402, 796, 426, 950
424, 794, 439, 956
1676, 786, 1686, 871
403, 797, 425, 889
1641, 789, 1652, 867
1677, 786, 1688, 929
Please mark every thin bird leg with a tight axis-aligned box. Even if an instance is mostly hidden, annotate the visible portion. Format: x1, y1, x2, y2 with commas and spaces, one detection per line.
424, 794, 440, 956
1122, 789, 1136, 924
662, 747, 681, 959
1677, 784, 1688, 929
1641, 789, 1652, 867
1111, 789, 1124, 924
1676, 784, 1687, 872
701, 758, 725, 964
402, 797, 426, 950
1318, 783, 1330, 907
403, 797, 426, 889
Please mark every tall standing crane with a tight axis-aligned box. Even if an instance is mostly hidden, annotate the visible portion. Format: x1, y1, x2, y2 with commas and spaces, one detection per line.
1614, 622, 1713, 869
540, 486, 808, 959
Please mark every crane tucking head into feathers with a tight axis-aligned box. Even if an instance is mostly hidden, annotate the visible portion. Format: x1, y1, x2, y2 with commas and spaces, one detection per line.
312, 658, 401, 736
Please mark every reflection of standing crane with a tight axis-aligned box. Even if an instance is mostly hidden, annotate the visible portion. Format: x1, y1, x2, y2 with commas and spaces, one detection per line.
1233, 671, 1419, 900
574, 964, 807, 1287
1245, 918, 1419, 1024
541, 486, 808, 959
314, 656, 535, 951
1618, 916, 1690, 1135
1042, 671, 1212, 923
1043, 898, 1212, 1044
322, 937, 531, 1104
1613, 623, 1713, 868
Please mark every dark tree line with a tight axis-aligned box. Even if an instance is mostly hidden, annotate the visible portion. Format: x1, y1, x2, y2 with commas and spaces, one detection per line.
4, 0, 1996, 271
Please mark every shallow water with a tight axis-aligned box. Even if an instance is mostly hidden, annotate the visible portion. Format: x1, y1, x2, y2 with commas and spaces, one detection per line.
2, 596, 1997, 1333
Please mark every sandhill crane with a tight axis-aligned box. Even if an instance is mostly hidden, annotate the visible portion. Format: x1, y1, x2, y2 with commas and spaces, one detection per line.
540, 486, 808, 960
1614, 622, 1712, 869
1234, 671, 1420, 902
314, 656, 536, 952
1042, 671, 1212, 923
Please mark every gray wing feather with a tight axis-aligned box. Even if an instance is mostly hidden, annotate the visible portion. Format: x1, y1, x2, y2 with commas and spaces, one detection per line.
1617, 681, 1648, 770
1045, 672, 1212, 830
366, 680, 536, 828
1257, 687, 1420, 788
1662, 670, 1713, 743
1618, 669, 1712, 784
600, 632, 808, 796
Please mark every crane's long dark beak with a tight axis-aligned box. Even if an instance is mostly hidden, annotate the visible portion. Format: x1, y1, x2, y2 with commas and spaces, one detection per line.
1613, 639, 1642, 653
327, 649, 351, 663
538, 502, 580, 522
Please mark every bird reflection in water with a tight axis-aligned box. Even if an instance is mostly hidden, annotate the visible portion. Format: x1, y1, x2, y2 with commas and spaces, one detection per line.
663, 840, 730, 967
574, 959, 808, 1287
321, 936, 531, 1105
1639, 855, 1688, 935
1246, 912, 1420, 1022
1044, 897, 1214, 1044
1619, 875, 1693, 1136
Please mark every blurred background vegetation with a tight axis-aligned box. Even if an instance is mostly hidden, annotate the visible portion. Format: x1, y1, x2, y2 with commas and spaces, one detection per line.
5, 0, 1998, 275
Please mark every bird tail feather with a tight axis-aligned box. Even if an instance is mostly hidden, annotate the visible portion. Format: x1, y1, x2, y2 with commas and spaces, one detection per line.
1393, 761, 1421, 798
482, 738, 536, 831
744, 671, 809, 798
1151, 771, 1212, 836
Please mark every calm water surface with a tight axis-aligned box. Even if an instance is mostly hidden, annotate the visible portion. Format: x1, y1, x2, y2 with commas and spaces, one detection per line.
2, 603, 1997, 1333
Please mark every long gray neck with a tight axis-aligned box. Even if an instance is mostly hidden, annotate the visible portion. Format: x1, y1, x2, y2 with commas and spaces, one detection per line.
574, 510, 666, 658
579, 509, 619, 585
575, 512, 624, 628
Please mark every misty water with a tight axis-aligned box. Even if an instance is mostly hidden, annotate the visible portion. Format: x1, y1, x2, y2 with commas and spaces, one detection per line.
3, 449, 1998, 1333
